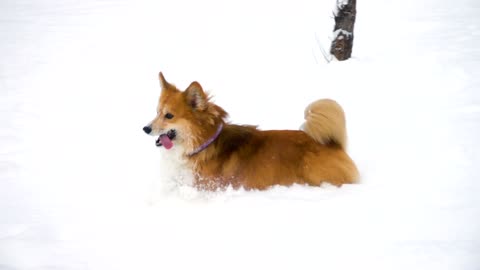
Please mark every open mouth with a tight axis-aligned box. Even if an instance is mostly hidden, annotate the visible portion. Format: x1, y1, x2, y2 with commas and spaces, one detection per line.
156, 129, 176, 149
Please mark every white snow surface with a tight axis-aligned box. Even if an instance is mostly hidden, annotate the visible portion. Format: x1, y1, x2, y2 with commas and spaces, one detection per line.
1, 0, 480, 269
334, 0, 350, 16
332, 29, 353, 41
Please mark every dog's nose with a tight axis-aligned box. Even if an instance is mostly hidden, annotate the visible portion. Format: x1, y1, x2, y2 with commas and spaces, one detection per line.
143, 126, 152, 134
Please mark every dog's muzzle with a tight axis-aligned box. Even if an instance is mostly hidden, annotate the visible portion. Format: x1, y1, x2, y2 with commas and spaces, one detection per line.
155, 129, 176, 148
143, 125, 176, 149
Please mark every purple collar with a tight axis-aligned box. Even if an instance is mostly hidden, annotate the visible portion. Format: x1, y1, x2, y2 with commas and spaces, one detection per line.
188, 123, 223, 156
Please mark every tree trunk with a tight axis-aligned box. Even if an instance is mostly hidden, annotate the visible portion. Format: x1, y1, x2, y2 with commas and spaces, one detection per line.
330, 0, 357, 61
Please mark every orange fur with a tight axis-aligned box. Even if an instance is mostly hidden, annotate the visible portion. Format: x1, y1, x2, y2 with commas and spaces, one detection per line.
145, 72, 359, 190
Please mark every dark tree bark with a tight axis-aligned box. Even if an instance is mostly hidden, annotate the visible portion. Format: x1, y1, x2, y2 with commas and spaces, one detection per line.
330, 0, 357, 61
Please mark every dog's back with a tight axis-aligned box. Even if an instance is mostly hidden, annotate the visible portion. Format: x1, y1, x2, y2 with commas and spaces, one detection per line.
192, 100, 358, 190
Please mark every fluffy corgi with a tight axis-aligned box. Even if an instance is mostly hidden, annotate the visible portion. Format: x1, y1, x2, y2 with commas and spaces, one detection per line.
143, 72, 359, 190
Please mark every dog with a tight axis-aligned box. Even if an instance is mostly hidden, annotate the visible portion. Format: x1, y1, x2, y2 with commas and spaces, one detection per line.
143, 72, 359, 190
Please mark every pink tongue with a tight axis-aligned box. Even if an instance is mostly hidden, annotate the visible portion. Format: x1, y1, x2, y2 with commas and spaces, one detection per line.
160, 134, 173, 150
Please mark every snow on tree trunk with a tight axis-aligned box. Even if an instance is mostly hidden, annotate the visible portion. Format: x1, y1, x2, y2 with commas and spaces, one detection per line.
330, 0, 357, 61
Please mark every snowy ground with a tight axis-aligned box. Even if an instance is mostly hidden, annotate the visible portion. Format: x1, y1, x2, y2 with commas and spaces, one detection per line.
1, 0, 480, 269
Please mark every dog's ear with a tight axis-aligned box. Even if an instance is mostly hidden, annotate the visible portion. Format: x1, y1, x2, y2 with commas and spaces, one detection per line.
159, 72, 171, 91
184, 81, 207, 110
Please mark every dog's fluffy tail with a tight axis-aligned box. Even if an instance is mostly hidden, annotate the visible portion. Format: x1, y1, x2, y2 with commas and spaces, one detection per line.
302, 99, 347, 150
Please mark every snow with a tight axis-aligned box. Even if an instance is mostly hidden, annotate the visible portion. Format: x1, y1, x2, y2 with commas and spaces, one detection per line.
332, 29, 353, 40
1, 0, 480, 269
334, 0, 350, 15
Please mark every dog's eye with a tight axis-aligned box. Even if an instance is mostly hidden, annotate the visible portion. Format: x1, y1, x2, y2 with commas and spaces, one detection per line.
165, 113, 174, 119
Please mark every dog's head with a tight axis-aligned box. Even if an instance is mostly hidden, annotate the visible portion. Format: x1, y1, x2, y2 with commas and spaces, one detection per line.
143, 72, 227, 153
